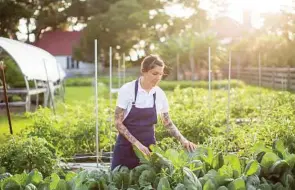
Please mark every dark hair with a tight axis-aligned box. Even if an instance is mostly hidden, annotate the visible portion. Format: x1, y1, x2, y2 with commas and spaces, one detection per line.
141, 55, 165, 72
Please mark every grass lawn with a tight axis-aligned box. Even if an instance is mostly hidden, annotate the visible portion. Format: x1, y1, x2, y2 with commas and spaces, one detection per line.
0, 114, 31, 142
0, 86, 97, 143
64, 86, 96, 104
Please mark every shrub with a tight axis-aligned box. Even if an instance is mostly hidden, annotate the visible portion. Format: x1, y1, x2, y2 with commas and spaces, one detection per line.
23, 103, 116, 158
0, 137, 60, 176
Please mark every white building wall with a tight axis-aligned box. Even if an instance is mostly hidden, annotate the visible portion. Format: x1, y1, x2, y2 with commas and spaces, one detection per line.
55, 56, 95, 77
56, 56, 67, 70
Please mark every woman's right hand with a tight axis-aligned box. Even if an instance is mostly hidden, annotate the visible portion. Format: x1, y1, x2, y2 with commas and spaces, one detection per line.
134, 141, 151, 156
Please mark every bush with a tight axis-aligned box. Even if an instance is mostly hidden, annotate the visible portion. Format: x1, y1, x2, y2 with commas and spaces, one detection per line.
0, 137, 60, 177
23, 103, 116, 158
65, 76, 245, 91
158, 80, 245, 91
156, 86, 295, 157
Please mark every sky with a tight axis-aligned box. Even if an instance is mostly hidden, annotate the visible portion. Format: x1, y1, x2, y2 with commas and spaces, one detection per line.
166, 0, 294, 28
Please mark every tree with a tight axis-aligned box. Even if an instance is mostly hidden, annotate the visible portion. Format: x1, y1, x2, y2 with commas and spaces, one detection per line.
75, 0, 171, 64
0, 0, 71, 42
155, 30, 221, 80
0, 0, 118, 42
0, 0, 32, 39
231, 9, 295, 67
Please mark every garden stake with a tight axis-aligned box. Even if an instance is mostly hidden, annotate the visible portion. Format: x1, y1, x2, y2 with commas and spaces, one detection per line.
258, 52, 262, 121
226, 51, 231, 154
0, 61, 13, 134
43, 59, 56, 115
109, 46, 113, 162
94, 39, 100, 167
208, 47, 212, 122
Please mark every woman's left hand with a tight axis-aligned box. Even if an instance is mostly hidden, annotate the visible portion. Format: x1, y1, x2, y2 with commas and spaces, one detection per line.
182, 141, 197, 152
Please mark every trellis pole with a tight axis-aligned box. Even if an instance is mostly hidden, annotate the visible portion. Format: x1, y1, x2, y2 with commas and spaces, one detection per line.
109, 46, 113, 163
208, 47, 212, 112
226, 51, 231, 153
94, 39, 99, 167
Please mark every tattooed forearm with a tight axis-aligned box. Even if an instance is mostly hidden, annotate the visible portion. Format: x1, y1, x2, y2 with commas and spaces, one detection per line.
114, 106, 138, 145
161, 112, 188, 144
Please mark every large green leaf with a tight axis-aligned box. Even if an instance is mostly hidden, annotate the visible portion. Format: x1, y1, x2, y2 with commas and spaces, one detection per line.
68, 170, 88, 190
219, 165, 233, 179
272, 140, 285, 159
244, 160, 260, 176
37, 183, 50, 190
203, 179, 216, 190
212, 152, 224, 170
25, 183, 37, 190
65, 172, 76, 182
112, 166, 130, 189
227, 178, 246, 190
240, 157, 249, 173
26, 170, 43, 186
165, 149, 182, 167
201, 148, 214, 166
139, 170, 156, 188
246, 175, 260, 189
149, 144, 163, 154
6, 173, 28, 187
157, 177, 171, 190
285, 154, 295, 169
2, 179, 21, 190
130, 164, 151, 185
224, 155, 241, 178
189, 160, 203, 177
55, 179, 70, 190
133, 145, 150, 164
183, 167, 202, 190
269, 160, 290, 175
252, 142, 272, 155
174, 183, 186, 190
153, 152, 174, 174
260, 152, 280, 169
256, 152, 266, 163
49, 173, 60, 190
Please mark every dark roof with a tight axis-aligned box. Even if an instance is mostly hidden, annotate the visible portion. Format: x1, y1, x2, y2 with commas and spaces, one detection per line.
33, 31, 82, 56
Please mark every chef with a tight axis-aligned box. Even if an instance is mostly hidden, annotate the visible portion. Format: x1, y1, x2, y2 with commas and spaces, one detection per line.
111, 55, 196, 170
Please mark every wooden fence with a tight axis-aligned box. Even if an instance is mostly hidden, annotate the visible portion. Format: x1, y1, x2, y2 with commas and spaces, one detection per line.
223, 67, 295, 91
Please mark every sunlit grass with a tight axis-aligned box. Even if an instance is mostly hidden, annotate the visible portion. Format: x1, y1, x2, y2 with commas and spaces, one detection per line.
0, 86, 97, 143
0, 114, 31, 143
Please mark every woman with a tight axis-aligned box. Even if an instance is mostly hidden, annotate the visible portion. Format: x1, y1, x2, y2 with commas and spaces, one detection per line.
111, 55, 196, 170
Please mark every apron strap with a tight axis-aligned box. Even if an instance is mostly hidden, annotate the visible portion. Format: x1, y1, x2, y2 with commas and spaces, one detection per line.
132, 79, 139, 105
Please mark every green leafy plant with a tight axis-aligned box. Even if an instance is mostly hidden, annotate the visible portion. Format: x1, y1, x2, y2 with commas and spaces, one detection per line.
0, 137, 60, 177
